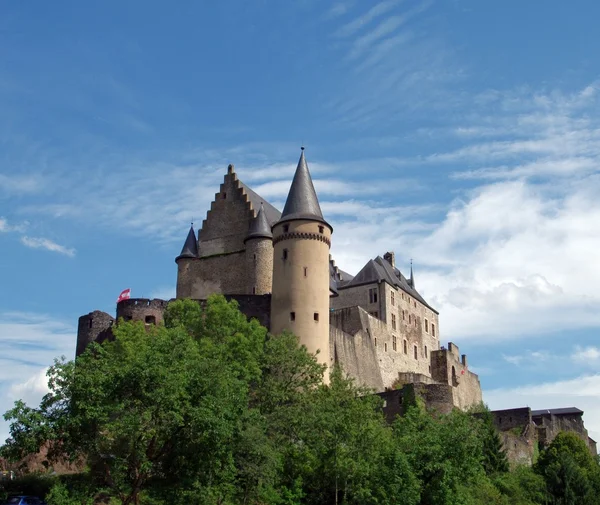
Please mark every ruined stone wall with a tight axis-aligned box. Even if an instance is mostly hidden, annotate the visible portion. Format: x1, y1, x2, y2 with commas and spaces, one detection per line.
500, 427, 537, 467
431, 343, 482, 410
116, 298, 170, 324
534, 413, 595, 453
492, 408, 533, 432
76, 310, 115, 357
329, 309, 384, 391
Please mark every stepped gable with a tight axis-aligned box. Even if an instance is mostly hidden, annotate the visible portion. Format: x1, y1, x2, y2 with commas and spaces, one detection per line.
277, 148, 331, 229
176, 224, 199, 259
342, 255, 437, 314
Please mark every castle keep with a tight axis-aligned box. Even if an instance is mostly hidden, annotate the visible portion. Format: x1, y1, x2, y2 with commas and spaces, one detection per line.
77, 148, 482, 410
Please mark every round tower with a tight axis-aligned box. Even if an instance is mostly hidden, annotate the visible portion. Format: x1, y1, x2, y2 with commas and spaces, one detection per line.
270, 148, 333, 377
175, 223, 199, 298
244, 203, 273, 294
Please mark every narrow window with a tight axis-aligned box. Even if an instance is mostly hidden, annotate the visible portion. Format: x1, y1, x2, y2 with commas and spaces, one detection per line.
88, 318, 93, 329
283, 249, 288, 260
403, 340, 407, 354
304, 267, 308, 277
374, 337, 377, 347
425, 345, 428, 358
283, 224, 289, 233
145, 315, 156, 325
391, 291, 395, 306
414, 300, 416, 308
252, 287, 256, 294
409, 314, 412, 324
391, 313, 397, 330
384, 342, 388, 352
425, 319, 429, 332
392, 335, 397, 351
223, 192, 227, 199
414, 345, 418, 360
290, 312, 295, 321
253, 253, 256, 264
314, 312, 319, 321
368, 288, 378, 304
432, 323, 436, 337
402, 310, 405, 321
318, 225, 324, 234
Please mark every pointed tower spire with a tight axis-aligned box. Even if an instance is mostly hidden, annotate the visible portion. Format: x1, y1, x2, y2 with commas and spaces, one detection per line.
409, 259, 415, 288
244, 203, 273, 242
176, 224, 198, 260
278, 147, 330, 229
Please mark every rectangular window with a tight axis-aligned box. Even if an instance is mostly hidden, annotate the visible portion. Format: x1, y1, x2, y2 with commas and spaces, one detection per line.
369, 287, 378, 304
304, 267, 308, 277
391, 291, 395, 306
283, 249, 288, 260
402, 310, 405, 321
314, 312, 319, 321
403, 340, 407, 354
414, 345, 418, 360
391, 313, 397, 330
425, 345, 428, 358
290, 312, 295, 321
318, 225, 324, 234
384, 342, 388, 352
374, 337, 377, 347
432, 323, 436, 337
425, 319, 429, 333
392, 335, 397, 351
408, 314, 412, 324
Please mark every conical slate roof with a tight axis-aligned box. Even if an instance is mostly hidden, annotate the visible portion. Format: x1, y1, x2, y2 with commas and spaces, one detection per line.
278, 148, 331, 229
176, 224, 198, 260
245, 204, 273, 242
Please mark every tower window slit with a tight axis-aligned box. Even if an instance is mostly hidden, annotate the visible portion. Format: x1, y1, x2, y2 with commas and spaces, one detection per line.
290, 311, 295, 321
314, 312, 319, 321
304, 267, 308, 277
283, 249, 288, 260
88, 319, 93, 329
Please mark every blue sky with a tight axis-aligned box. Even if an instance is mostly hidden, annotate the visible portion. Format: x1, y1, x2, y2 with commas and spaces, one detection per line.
2, 0, 600, 442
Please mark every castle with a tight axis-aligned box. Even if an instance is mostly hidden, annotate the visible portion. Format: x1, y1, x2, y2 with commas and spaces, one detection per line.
76, 148, 597, 460
77, 148, 482, 410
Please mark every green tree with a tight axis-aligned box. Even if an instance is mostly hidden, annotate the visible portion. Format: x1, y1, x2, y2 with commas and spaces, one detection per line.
535, 431, 600, 505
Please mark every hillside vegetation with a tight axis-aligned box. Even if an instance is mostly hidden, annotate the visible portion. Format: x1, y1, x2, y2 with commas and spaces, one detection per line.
2, 296, 599, 505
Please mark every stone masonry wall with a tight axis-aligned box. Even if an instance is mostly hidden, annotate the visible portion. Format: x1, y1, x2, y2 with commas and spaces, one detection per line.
331, 280, 440, 385
198, 166, 256, 257
76, 311, 115, 357
329, 308, 384, 391
245, 238, 273, 295
180, 251, 248, 299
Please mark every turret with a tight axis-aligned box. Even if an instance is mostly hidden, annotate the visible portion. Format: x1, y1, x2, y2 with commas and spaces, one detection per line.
244, 203, 273, 294
270, 148, 333, 378
175, 224, 199, 298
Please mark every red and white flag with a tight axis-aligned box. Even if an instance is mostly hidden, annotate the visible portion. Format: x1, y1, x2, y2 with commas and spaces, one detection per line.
116, 288, 131, 304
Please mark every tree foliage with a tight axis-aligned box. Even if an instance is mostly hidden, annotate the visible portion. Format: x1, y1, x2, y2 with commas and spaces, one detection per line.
1, 295, 598, 505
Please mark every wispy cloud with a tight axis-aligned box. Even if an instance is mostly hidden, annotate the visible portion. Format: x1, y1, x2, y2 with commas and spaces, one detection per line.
0, 311, 75, 443
334, 0, 401, 38
20, 236, 76, 257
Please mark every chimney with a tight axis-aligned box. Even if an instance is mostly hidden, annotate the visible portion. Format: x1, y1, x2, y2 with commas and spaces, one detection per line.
383, 251, 395, 268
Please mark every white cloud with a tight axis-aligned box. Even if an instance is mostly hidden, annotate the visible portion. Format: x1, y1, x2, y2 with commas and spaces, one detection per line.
571, 346, 600, 364
20, 236, 76, 257
335, 0, 400, 38
0, 217, 27, 233
485, 375, 600, 442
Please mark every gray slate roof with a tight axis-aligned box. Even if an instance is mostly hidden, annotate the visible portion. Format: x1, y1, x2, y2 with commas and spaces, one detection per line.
239, 181, 282, 225
531, 408, 584, 417
177, 225, 199, 259
342, 255, 438, 314
245, 204, 273, 242
278, 149, 331, 228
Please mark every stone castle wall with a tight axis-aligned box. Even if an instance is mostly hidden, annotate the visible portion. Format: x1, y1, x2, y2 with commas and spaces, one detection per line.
76, 310, 115, 357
